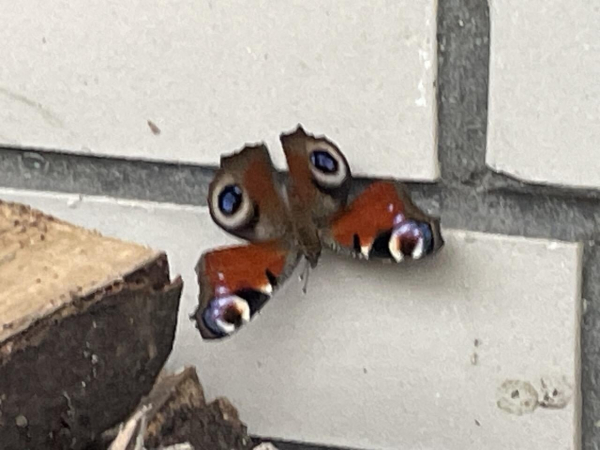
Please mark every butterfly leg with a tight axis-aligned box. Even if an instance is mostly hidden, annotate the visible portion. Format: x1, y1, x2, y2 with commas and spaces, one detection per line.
298, 257, 313, 294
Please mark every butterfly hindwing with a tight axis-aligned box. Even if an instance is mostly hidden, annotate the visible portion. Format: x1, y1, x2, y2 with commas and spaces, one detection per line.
194, 240, 301, 339
322, 181, 444, 262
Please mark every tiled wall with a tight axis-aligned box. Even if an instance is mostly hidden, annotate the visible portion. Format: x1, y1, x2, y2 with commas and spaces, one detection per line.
486, 0, 600, 189
1, 0, 437, 180
1, 2, 598, 450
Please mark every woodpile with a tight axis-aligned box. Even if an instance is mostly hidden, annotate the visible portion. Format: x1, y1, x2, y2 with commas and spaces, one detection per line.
0, 200, 277, 450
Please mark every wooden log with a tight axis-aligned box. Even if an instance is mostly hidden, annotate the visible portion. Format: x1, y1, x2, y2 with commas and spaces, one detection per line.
0, 200, 183, 450
102, 367, 257, 450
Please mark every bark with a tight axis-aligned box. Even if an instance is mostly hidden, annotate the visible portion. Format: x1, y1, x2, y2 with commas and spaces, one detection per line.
0, 200, 183, 450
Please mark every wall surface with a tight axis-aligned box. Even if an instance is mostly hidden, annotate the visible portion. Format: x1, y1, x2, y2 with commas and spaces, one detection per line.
487, 0, 600, 188
1, 1, 599, 450
0, 0, 437, 180
0, 189, 583, 450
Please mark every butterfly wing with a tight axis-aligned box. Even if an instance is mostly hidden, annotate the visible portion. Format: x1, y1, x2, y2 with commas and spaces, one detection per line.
323, 181, 444, 262
196, 143, 300, 340
280, 125, 352, 227
279, 125, 353, 266
194, 240, 300, 339
208, 143, 291, 242
280, 125, 443, 263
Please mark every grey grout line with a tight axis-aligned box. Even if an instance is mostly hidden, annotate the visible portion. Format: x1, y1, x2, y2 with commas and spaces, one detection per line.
1, 0, 600, 449
2, 145, 599, 209
477, 170, 600, 201
440, 187, 600, 243
0, 146, 215, 206
436, 0, 490, 185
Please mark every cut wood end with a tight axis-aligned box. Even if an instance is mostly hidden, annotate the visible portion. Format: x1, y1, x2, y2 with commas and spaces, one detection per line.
0, 200, 165, 343
0, 199, 183, 449
144, 366, 207, 441
111, 366, 255, 450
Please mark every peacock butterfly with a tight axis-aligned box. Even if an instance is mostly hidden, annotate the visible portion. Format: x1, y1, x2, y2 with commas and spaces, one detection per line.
193, 125, 444, 340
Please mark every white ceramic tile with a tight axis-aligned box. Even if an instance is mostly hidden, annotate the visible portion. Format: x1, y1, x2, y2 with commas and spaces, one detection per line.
0, 0, 438, 180
487, 0, 600, 188
0, 189, 582, 450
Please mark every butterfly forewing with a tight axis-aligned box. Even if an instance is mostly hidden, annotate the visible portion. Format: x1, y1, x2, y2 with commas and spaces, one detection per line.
208, 144, 291, 242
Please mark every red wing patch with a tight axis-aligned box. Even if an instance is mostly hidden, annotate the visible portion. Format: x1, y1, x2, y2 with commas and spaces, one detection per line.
329, 181, 406, 249
199, 240, 291, 296
194, 240, 300, 339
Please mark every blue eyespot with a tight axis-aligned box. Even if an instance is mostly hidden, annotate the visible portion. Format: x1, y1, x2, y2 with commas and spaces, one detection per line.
202, 296, 245, 337
203, 306, 225, 337
218, 184, 243, 216
393, 220, 435, 258
417, 222, 434, 254
310, 150, 338, 174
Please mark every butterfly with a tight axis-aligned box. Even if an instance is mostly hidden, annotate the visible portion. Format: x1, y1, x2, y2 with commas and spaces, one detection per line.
193, 125, 444, 340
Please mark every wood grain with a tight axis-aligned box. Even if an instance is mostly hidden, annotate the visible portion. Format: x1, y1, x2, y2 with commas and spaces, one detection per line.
0, 200, 183, 450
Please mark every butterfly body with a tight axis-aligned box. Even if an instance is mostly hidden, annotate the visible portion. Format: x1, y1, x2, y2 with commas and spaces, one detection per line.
194, 126, 444, 340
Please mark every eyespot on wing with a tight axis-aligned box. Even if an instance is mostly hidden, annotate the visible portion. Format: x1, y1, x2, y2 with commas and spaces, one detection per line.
193, 241, 300, 340
325, 181, 444, 262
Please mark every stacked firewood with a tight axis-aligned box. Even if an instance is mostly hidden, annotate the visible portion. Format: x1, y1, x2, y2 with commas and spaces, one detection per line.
0, 200, 277, 450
